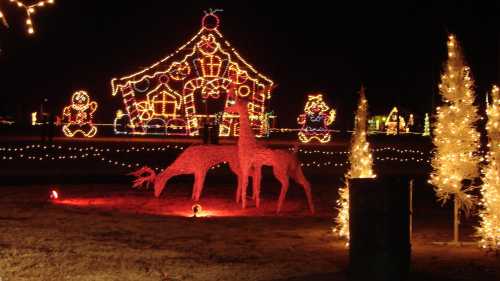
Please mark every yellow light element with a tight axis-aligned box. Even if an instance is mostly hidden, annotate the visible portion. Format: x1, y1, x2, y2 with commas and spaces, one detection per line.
62, 90, 98, 138
5, 0, 54, 34
334, 86, 375, 241
31, 112, 37, 126
297, 93, 336, 143
110, 12, 273, 138
0, 8, 10, 28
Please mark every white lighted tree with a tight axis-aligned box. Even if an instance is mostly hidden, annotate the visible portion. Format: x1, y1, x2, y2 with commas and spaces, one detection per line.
429, 34, 480, 244
477, 85, 500, 250
334, 86, 375, 241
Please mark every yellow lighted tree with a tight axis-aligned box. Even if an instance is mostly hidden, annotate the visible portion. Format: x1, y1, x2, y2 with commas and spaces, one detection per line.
423, 113, 430, 136
334, 86, 375, 241
429, 34, 480, 244
477, 85, 500, 251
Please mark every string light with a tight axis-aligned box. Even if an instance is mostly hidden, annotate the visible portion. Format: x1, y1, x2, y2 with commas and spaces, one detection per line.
111, 11, 274, 137
429, 34, 480, 243
0, 143, 430, 176
62, 90, 98, 138
297, 93, 336, 143
477, 85, 500, 250
2, 0, 55, 35
334, 86, 376, 242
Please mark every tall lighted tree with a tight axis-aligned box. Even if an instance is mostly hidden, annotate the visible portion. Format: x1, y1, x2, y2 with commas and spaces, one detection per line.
429, 34, 480, 244
477, 85, 500, 250
334, 86, 375, 241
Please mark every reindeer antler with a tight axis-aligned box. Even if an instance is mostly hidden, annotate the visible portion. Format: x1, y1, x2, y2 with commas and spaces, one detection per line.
129, 166, 157, 190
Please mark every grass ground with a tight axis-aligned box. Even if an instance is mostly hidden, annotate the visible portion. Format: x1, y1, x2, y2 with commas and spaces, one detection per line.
0, 181, 498, 281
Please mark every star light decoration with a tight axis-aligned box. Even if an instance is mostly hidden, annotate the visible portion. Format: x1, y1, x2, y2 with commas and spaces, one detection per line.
334, 86, 376, 242
0, 0, 54, 35
477, 85, 500, 250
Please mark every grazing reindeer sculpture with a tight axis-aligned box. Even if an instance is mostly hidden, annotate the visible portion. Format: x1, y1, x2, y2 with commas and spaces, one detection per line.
225, 99, 315, 213
130, 145, 261, 202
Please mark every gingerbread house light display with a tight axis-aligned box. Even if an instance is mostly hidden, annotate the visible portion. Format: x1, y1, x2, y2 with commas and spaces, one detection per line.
111, 11, 274, 137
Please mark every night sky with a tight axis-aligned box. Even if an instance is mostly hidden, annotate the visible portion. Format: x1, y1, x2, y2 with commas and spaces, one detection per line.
0, 0, 498, 130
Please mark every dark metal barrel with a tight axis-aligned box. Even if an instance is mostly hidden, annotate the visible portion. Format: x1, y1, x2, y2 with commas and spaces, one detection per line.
349, 177, 411, 281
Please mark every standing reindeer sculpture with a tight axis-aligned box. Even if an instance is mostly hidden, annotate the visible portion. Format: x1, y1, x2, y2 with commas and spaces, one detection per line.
225, 99, 315, 214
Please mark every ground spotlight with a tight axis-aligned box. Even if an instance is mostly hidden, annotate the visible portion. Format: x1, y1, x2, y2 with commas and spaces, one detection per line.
192, 204, 202, 217
49, 189, 59, 200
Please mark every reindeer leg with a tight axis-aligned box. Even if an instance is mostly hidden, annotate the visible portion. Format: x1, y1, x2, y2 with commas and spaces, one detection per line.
294, 167, 315, 214
154, 170, 176, 197
253, 165, 262, 208
194, 170, 207, 201
276, 170, 289, 214
241, 169, 249, 209
236, 174, 242, 203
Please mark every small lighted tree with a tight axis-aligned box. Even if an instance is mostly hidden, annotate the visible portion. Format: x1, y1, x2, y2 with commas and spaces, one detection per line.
334, 86, 375, 241
423, 113, 430, 136
429, 34, 480, 244
477, 85, 500, 251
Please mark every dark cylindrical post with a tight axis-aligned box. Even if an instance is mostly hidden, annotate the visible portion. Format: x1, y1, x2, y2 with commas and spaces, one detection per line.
210, 122, 219, 144
349, 177, 411, 281
201, 123, 209, 144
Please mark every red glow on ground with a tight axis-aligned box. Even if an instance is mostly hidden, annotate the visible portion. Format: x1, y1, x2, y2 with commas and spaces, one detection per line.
51, 193, 315, 218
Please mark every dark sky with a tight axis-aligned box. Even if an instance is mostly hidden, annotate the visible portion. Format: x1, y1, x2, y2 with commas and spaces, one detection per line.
0, 0, 498, 129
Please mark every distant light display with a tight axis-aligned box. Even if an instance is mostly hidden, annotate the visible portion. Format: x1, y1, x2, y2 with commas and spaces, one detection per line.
297, 93, 336, 143
385, 107, 406, 135
62, 90, 98, 138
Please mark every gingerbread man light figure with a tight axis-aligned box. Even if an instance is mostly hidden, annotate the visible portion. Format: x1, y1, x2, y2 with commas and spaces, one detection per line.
62, 90, 98, 137
297, 93, 336, 143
